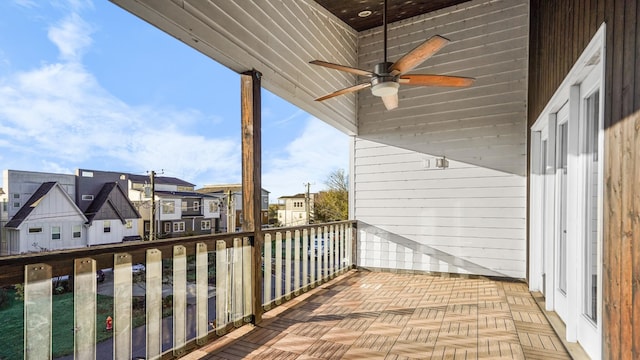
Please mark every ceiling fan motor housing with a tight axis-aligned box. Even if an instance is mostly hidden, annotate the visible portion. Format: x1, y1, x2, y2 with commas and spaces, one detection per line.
371, 62, 399, 97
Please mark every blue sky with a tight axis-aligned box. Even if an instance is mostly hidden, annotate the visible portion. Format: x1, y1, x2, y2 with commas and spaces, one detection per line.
0, 0, 349, 201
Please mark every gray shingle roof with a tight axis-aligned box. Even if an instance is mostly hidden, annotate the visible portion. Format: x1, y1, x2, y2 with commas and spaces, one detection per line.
128, 174, 195, 187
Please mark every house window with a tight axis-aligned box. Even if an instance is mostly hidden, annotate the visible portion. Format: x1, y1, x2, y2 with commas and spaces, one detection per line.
181, 200, 188, 211
162, 200, 175, 214
201, 220, 211, 230
209, 201, 219, 212
73, 225, 82, 238
28, 227, 43, 234
194, 201, 200, 212
164, 222, 171, 233
81, 171, 93, 177
126, 220, 133, 229
104, 221, 111, 233
82, 194, 94, 201
51, 226, 61, 240
13, 202, 20, 208
144, 222, 150, 232
13, 193, 20, 199
173, 222, 185, 232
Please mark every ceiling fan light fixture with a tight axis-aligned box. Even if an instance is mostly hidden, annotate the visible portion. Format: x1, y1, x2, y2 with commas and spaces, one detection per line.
371, 81, 399, 97
358, 10, 372, 17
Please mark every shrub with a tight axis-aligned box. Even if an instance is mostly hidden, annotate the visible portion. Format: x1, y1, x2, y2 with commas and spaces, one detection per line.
0, 288, 12, 310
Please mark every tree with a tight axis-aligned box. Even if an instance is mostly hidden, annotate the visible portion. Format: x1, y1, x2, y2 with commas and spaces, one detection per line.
268, 204, 281, 226
314, 169, 348, 223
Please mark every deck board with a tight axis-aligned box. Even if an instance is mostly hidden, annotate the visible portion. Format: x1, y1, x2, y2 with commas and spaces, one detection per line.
191, 271, 571, 359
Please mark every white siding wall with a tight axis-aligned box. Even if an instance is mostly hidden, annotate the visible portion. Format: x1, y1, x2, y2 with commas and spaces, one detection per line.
353, 0, 528, 278
357, 0, 528, 176
159, 198, 181, 221
203, 198, 221, 218
110, 0, 358, 134
19, 221, 86, 252
354, 139, 526, 278
87, 219, 139, 246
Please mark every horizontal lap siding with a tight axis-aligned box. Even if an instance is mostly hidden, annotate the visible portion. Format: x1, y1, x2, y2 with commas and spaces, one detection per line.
354, 139, 526, 278
357, 0, 528, 176
110, 0, 358, 134
529, 0, 640, 358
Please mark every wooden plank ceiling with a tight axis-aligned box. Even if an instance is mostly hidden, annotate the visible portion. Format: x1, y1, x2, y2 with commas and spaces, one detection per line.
314, 0, 472, 31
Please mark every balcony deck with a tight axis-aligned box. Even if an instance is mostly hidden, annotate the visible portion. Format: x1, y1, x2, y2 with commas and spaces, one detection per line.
186, 270, 570, 360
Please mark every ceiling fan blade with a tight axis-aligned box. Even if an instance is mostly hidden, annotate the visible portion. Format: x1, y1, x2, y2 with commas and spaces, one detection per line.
381, 94, 398, 110
389, 35, 450, 76
315, 83, 371, 102
310, 60, 374, 77
399, 74, 475, 87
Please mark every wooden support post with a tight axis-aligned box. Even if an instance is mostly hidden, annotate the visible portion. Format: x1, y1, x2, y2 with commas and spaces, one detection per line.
241, 70, 263, 324
603, 110, 640, 359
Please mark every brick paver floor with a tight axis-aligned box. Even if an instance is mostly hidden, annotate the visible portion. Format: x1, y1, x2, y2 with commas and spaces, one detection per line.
185, 270, 571, 359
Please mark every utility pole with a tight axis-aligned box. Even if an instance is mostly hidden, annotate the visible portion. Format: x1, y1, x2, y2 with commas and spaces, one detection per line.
149, 170, 156, 241
226, 190, 235, 233
304, 182, 311, 225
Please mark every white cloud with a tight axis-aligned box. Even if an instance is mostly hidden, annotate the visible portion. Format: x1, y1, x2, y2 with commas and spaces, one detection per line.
48, 12, 93, 62
11, 0, 38, 8
0, 54, 241, 187
263, 117, 349, 201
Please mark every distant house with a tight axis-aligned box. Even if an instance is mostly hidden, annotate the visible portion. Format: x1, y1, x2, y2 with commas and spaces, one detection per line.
277, 193, 315, 227
123, 173, 222, 238
4, 182, 88, 253
3, 170, 81, 254
197, 184, 269, 231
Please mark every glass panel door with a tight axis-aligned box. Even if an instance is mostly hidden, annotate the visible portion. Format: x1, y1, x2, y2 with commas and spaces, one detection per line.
582, 89, 599, 323
554, 103, 569, 321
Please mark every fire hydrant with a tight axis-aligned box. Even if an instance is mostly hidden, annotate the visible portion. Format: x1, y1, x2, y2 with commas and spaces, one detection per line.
106, 316, 113, 331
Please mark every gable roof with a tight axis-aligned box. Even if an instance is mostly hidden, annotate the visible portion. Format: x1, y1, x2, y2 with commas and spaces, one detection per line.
84, 182, 141, 224
128, 174, 195, 187
5, 182, 87, 228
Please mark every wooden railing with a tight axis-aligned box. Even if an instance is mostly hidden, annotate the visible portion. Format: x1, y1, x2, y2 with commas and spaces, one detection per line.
0, 220, 356, 359
262, 222, 354, 310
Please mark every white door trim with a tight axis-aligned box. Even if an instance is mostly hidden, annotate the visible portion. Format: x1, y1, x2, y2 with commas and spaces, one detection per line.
529, 23, 606, 360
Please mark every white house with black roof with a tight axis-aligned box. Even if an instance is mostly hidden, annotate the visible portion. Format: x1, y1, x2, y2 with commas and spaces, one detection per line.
4, 182, 88, 253
83, 182, 141, 245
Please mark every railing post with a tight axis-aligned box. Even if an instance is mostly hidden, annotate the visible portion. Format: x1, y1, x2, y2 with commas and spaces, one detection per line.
173, 245, 187, 357
24, 264, 52, 359
74, 258, 97, 359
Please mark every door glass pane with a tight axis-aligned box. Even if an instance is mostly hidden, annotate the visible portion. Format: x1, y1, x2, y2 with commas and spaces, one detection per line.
558, 122, 568, 294
583, 90, 600, 322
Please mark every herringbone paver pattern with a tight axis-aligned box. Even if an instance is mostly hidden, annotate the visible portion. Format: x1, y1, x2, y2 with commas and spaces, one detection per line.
190, 271, 571, 359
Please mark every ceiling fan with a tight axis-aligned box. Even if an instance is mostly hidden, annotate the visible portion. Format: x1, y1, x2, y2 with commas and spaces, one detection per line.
310, 0, 475, 110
